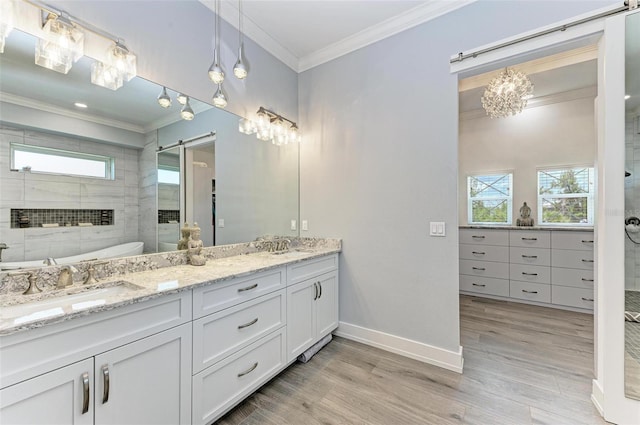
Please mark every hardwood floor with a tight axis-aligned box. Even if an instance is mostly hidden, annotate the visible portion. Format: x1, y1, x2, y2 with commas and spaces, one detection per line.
217, 295, 606, 424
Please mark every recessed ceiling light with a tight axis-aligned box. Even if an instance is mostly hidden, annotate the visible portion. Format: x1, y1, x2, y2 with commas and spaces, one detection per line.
74, 102, 88, 108
625, 95, 631, 100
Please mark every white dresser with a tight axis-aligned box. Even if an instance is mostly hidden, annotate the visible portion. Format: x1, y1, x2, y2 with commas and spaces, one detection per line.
459, 227, 594, 312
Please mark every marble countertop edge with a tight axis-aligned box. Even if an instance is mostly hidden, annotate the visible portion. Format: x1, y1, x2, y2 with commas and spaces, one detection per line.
459, 225, 594, 231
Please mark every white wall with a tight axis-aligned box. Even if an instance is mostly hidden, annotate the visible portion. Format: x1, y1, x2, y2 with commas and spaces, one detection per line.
459, 90, 597, 225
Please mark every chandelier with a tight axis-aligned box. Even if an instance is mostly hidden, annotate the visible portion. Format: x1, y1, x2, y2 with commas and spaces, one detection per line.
481, 68, 534, 118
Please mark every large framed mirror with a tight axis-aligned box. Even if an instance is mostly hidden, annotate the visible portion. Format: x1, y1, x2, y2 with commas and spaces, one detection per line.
0, 28, 299, 270
625, 10, 640, 401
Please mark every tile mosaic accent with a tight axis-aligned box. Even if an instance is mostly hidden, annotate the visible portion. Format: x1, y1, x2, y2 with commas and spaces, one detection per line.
158, 210, 180, 224
10, 209, 114, 228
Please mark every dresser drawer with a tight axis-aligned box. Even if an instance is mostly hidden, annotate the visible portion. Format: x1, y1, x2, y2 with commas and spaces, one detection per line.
460, 275, 509, 297
193, 290, 286, 373
509, 247, 551, 266
459, 229, 509, 246
509, 264, 551, 284
459, 244, 509, 262
192, 329, 286, 425
552, 286, 594, 310
551, 267, 594, 289
551, 249, 594, 270
509, 231, 551, 248
288, 254, 338, 286
193, 268, 285, 319
551, 231, 594, 251
510, 281, 551, 303
460, 259, 509, 279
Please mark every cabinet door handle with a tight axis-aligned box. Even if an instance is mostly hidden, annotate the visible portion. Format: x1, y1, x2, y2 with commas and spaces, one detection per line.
238, 283, 258, 292
237, 362, 258, 378
238, 318, 259, 330
318, 281, 322, 299
102, 365, 110, 404
81, 372, 90, 414
581, 240, 594, 243
522, 255, 538, 259
522, 272, 538, 276
581, 278, 594, 282
472, 251, 485, 255
472, 267, 486, 271
472, 283, 486, 287
581, 259, 594, 263
471, 235, 485, 239
581, 297, 594, 302
313, 282, 318, 300
522, 289, 538, 294
522, 237, 537, 241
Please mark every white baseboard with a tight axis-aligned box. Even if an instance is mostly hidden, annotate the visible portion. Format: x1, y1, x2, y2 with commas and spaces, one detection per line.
334, 321, 464, 373
591, 379, 604, 416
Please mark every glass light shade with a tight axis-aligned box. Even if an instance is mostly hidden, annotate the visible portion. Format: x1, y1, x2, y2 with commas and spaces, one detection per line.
238, 118, 256, 135
256, 109, 270, 131
180, 100, 195, 120
481, 68, 534, 118
256, 127, 271, 141
0, 0, 15, 54
208, 57, 225, 84
103, 42, 136, 82
212, 84, 227, 109
288, 124, 300, 143
233, 46, 248, 79
157, 87, 171, 108
91, 61, 123, 90
35, 17, 84, 74
272, 118, 285, 135
177, 93, 188, 105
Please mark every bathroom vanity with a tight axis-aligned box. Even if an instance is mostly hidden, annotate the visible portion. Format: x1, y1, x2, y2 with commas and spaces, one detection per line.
0, 245, 340, 425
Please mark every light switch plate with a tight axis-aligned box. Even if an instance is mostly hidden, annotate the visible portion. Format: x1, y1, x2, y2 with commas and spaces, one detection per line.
429, 221, 445, 237
218, 218, 225, 228
302, 220, 308, 231
290, 219, 297, 231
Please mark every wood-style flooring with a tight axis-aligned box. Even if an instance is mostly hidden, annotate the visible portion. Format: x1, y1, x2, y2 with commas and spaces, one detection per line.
217, 295, 606, 425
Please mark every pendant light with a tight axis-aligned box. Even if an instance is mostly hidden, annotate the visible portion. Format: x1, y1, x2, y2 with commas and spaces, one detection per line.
157, 86, 171, 108
177, 93, 188, 105
212, 84, 227, 108
208, 0, 224, 84
180, 97, 195, 120
233, 0, 247, 79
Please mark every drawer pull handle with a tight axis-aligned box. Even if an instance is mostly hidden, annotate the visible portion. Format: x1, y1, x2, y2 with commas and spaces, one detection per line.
581, 259, 594, 263
522, 289, 538, 294
472, 283, 486, 287
522, 272, 538, 276
81, 372, 90, 414
522, 237, 537, 241
581, 297, 594, 302
522, 255, 538, 259
581, 278, 594, 282
102, 365, 110, 404
581, 240, 594, 243
238, 362, 259, 378
314, 282, 319, 300
238, 318, 259, 330
472, 251, 485, 255
471, 235, 485, 239
472, 267, 486, 271
238, 283, 258, 292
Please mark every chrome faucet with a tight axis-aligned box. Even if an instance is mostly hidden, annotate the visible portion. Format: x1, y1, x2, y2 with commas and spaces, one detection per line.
5, 270, 41, 295
43, 257, 58, 266
57, 265, 78, 289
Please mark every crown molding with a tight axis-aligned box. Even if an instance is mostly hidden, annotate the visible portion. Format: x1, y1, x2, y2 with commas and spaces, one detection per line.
0, 92, 146, 133
460, 85, 597, 121
298, 0, 477, 72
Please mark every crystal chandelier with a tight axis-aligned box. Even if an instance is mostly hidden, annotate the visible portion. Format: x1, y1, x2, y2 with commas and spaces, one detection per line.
481, 68, 534, 118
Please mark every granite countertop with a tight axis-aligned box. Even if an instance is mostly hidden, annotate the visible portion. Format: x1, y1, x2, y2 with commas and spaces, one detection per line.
0, 243, 341, 336
459, 225, 594, 232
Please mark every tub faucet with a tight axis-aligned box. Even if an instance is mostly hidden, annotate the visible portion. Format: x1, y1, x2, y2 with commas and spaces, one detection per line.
44, 257, 58, 266
57, 265, 78, 289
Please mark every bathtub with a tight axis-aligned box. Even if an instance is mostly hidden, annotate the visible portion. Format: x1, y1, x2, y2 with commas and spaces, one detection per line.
0, 242, 144, 270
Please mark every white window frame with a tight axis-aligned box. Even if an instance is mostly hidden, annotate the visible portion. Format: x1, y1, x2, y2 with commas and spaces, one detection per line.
467, 172, 513, 225
537, 166, 595, 226
157, 165, 180, 185
10, 143, 115, 180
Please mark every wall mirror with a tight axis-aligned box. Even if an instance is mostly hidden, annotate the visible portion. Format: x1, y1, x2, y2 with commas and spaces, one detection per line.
0, 29, 299, 270
624, 10, 640, 401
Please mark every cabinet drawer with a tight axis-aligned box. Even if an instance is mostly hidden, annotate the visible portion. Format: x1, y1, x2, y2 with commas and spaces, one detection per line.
509, 264, 550, 284
509, 247, 551, 266
510, 281, 551, 303
193, 268, 285, 319
459, 229, 508, 246
459, 244, 508, 262
552, 286, 594, 310
287, 254, 338, 286
551, 267, 594, 289
551, 231, 594, 251
509, 231, 551, 248
460, 259, 509, 279
551, 249, 594, 270
193, 290, 285, 373
459, 275, 509, 297
192, 329, 286, 425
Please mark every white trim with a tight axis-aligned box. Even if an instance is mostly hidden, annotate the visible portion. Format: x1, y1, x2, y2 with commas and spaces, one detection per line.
459, 291, 594, 314
591, 379, 605, 416
334, 321, 464, 374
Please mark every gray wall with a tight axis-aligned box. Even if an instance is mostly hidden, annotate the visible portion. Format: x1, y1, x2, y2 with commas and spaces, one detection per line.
299, 0, 617, 353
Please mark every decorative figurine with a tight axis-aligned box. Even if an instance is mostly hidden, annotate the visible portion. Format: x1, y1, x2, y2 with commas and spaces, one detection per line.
178, 222, 191, 250
517, 202, 534, 226
187, 222, 206, 266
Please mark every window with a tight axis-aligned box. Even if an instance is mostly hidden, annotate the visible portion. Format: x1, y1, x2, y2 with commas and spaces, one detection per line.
467, 173, 513, 224
538, 167, 594, 225
11, 143, 114, 180
157, 166, 180, 185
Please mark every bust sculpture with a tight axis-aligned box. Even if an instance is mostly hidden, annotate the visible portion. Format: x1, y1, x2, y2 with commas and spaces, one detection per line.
517, 202, 534, 227
187, 223, 206, 266
178, 222, 190, 250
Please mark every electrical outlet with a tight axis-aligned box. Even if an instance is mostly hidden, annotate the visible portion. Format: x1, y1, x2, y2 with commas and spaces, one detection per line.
290, 219, 297, 231
218, 218, 225, 228
302, 220, 308, 231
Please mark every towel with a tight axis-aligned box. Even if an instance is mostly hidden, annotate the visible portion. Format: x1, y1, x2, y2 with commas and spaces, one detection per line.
297, 334, 332, 363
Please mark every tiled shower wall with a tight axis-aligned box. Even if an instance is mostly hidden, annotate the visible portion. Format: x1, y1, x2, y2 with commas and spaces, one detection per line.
0, 126, 140, 262
625, 115, 640, 291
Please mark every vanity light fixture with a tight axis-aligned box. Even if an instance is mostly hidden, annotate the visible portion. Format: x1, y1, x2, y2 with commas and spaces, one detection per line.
157, 86, 172, 108
238, 107, 301, 145
35, 13, 85, 74
212, 84, 228, 109
177, 93, 188, 105
91, 40, 137, 91
0, 0, 16, 53
180, 97, 195, 121
481, 67, 534, 118
208, 0, 225, 85
233, 0, 248, 79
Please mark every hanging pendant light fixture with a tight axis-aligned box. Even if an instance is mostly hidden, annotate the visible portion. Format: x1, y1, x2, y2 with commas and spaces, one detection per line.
208, 0, 225, 84
157, 86, 172, 108
481, 67, 534, 118
177, 93, 188, 105
35, 13, 84, 74
233, 0, 248, 79
212, 84, 228, 108
180, 97, 195, 120
0, 0, 16, 53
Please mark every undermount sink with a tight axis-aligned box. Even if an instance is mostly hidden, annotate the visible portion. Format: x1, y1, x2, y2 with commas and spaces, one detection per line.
1, 281, 144, 326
